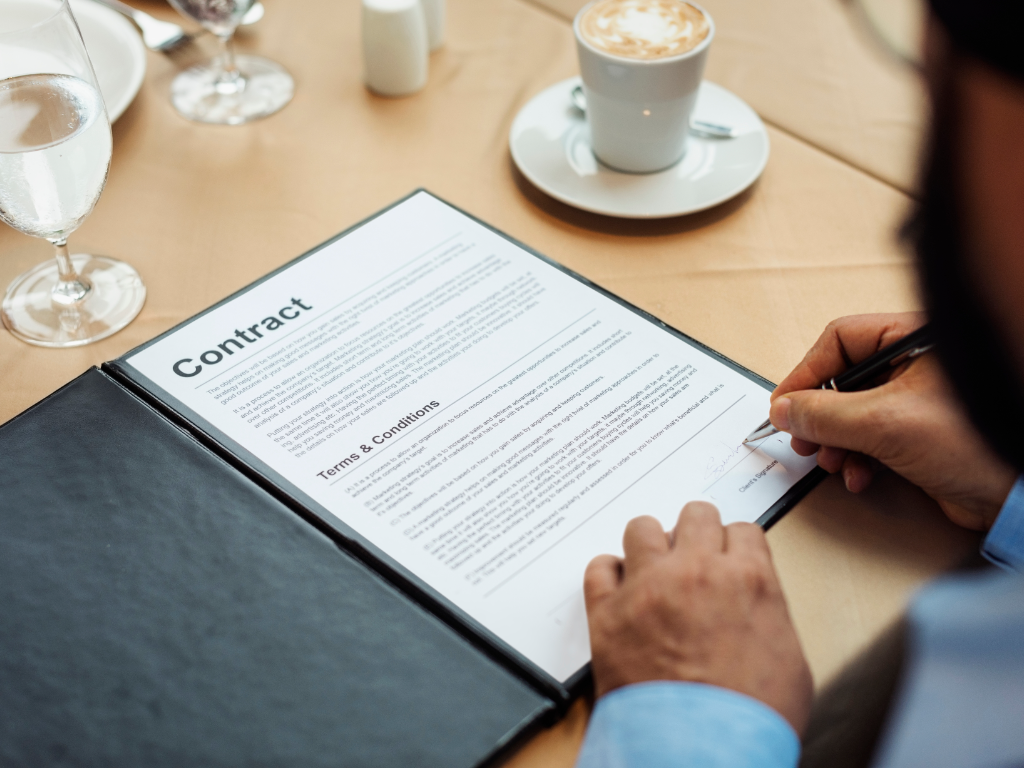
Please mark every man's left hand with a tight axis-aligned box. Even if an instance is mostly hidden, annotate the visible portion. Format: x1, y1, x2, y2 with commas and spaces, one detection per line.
584, 502, 813, 735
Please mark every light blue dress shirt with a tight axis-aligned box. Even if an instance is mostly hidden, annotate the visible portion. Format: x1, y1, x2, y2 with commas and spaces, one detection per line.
575, 681, 800, 768
575, 478, 1024, 768
981, 475, 1024, 571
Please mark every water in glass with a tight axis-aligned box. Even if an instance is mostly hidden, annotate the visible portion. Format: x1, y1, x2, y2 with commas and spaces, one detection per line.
0, 74, 111, 240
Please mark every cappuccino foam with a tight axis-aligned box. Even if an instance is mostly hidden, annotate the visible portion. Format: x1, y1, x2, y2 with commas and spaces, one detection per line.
579, 0, 709, 60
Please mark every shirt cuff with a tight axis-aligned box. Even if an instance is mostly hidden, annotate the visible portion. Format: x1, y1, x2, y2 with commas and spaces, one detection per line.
982, 475, 1024, 572
574, 681, 800, 768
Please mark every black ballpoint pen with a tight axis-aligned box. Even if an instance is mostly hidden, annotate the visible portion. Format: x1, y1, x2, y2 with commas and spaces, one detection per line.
742, 324, 934, 444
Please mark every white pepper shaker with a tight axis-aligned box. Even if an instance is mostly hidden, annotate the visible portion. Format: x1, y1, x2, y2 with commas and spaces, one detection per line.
421, 0, 445, 51
362, 0, 429, 97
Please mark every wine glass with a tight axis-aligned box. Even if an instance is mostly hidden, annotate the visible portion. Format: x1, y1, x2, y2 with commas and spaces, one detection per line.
0, 0, 145, 348
167, 0, 293, 125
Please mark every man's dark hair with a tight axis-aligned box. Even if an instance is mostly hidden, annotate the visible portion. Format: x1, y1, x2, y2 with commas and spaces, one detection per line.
927, 0, 1024, 82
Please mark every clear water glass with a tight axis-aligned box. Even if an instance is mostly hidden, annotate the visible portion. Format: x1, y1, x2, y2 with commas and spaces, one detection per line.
167, 0, 294, 125
0, 0, 145, 348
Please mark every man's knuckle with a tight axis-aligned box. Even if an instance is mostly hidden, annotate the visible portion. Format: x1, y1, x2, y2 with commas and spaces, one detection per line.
732, 522, 763, 540
824, 317, 846, 335
583, 570, 603, 595
870, 398, 898, 430
626, 579, 662, 615
740, 563, 770, 594
677, 559, 712, 592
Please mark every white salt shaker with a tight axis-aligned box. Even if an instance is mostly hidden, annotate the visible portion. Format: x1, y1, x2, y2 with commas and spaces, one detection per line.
421, 0, 445, 51
362, 0, 429, 97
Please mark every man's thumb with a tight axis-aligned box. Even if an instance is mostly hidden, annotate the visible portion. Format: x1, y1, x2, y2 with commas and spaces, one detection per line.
770, 389, 884, 456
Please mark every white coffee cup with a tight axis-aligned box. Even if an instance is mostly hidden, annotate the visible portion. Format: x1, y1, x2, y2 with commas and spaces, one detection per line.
574, 0, 714, 174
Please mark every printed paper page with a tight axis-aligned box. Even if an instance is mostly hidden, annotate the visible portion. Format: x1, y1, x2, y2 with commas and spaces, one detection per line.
126, 193, 817, 682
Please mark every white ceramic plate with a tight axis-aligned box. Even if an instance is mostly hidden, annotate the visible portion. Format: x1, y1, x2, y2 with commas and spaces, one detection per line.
0, 0, 146, 122
510, 77, 770, 219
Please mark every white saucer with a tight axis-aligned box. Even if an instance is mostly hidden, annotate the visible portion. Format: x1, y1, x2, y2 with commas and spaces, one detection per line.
0, 0, 146, 122
510, 77, 769, 219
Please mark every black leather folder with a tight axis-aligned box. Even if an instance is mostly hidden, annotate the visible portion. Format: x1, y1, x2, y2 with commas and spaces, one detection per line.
0, 368, 556, 767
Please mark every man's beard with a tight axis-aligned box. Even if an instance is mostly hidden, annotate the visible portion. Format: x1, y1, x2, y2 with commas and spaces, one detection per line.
910, 66, 1024, 474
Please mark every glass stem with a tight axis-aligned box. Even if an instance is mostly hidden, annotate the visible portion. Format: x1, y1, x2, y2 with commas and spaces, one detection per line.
50, 238, 91, 307
216, 33, 243, 89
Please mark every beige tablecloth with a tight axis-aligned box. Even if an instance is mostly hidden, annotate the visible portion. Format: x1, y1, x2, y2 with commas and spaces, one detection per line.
0, 1, 974, 765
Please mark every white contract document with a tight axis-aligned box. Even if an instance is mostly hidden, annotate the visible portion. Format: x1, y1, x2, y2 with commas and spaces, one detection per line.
123, 192, 818, 683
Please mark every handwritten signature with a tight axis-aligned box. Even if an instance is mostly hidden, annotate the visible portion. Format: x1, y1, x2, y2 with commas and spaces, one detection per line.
704, 441, 744, 481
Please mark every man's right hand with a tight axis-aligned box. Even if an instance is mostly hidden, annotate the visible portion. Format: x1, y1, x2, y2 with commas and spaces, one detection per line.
770, 312, 1017, 531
